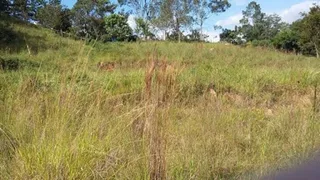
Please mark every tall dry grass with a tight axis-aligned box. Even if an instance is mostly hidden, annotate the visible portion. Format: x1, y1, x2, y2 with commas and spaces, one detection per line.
2, 18, 320, 179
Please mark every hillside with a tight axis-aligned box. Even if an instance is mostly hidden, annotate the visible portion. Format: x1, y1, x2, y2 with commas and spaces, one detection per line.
1, 18, 320, 179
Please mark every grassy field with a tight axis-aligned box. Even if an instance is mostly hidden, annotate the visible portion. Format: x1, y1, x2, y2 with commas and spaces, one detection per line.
1, 18, 320, 179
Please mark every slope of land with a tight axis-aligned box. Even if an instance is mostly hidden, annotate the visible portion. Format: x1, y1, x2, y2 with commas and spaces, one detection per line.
1, 17, 320, 179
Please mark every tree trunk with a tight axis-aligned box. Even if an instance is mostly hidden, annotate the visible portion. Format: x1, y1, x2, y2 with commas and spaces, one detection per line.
176, 18, 181, 43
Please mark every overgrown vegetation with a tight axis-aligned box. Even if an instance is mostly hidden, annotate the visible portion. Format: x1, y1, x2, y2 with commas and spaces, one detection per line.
2, 0, 318, 57
1, 15, 320, 179
220, 1, 320, 58
1, 0, 231, 42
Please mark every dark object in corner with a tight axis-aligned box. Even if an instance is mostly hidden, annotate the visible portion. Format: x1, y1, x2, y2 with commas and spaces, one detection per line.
263, 154, 320, 180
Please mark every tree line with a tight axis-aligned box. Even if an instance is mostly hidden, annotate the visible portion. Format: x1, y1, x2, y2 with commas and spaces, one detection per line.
219, 1, 320, 58
0, 0, 231, 42
1, 0, 319, 58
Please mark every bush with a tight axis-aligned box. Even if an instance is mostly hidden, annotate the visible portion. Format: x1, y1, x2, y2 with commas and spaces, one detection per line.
0, 20, 17, 44
252, 39, 273, 48
272, 29, 300, 53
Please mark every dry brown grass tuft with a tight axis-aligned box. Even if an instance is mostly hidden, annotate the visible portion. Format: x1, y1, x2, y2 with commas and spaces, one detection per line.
97, 61, 115, 71
134, 54, 180, 180
3, 30, 320, 178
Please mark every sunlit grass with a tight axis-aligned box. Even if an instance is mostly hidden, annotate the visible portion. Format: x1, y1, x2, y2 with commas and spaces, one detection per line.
1, 18, 320, 179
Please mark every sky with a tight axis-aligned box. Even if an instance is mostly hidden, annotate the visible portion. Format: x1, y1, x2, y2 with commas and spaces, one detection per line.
62, 0, 320, 42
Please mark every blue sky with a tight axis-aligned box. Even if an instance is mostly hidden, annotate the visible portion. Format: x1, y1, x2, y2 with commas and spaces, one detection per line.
61, 0, 76, 8
62, 0, 320, 41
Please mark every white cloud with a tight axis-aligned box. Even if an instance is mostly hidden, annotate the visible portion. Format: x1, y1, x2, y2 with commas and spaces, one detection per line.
203, 30, 220, 42
216, 0, 320, 29
177, 29, 220, 42
127, 15, 136, 30
215, 13, 242, 27
279, 1, 320, 23
207, 0, 320, 42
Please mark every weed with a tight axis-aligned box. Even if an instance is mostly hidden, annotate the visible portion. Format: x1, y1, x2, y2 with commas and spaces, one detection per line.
1, 18, 320, 179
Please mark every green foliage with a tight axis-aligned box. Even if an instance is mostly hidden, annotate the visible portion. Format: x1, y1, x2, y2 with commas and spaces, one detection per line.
104, 14, 132, 41
2, 19, 320, 179
193, 0, 231, 35
220, 28, 238, 43
166, 30, 206, 42
0, 0, 9, 13
252, 39, 272, 48
272, 29, 300, 52
134, 17, 154, 39
186, 29, 208, 42
284, 5, 320, 57
166, 31, 186, 42
151, 0, 194, 42
0, 18, 16, 44
37, 3, 71, 32
298, 5, 320, 58
37, 4, 60, 28
0, 16, 79, 54
207, 0, 231, 13
150, 0, 173, 32
125, 0, 231, 43
219, 1, 287, 48
0, 57, 40, 71
239, 1, 264, 41
239, 1, 286, 42
123, 0, 153, 19
262, 14, 288, 39
1, 0, 232, 44
193, 0, 210, 33
55, 8, 71, 32
218, 1, 320, 58
71, 0, 116, 40
299, 42, 318, 57
10, 0, 46, 20
187, 30, 201, 42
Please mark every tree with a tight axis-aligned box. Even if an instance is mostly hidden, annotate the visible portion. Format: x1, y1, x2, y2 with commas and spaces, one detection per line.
262, 14, 287, 39
123, 0, 152, 19
272, 29, 300, 52
37, 1, 71, 32
193, 0, 230, 37
135, 17, 154, 40
238, 1, 286, 42
220, 28, 236, 43
55, 8, 72, 32
37, 3, 60, 28
10, 0, 46, 20
0, 0, 10, 13
193, 0, 209, 36
298, 5, 320, 58
186, 29, 208, 42
120, 0, 159, 41
219, 26, 245, 44
150, 0, 173, 40
71, 0, 116, 40
152, 0, 194, 42
104, 14, 132, 41
272, 29, 300, 53
239, 1, 265, 41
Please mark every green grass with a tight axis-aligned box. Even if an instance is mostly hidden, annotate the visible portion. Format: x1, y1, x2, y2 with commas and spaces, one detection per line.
1, 17, 320, 179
